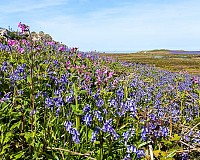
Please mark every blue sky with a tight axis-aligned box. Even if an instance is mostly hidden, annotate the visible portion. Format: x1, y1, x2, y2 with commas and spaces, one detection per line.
1, 0, 200, 52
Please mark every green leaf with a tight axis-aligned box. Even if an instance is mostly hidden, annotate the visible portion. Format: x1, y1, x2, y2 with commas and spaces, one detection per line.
4, 132, 12, 144
153, 150, 160, 158
27, 75, 31, 83
161, 139, 173, 146
24, 132, 32, 143
166, 149, 177, 158
10, 121, 21, 130
14, 151, 24, 159
160, 151, 167, 157
0, 144, 10, 155
138, 141, 151, 148
79, 90, 88, 94
171, 134, 180, 141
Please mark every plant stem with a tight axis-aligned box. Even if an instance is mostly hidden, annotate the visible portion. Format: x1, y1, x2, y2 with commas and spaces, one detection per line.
73, 83, 80, 130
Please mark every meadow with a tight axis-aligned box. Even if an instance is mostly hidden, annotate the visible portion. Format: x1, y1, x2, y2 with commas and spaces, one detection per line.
0, 23, 200, 160
103, 50, 200, 75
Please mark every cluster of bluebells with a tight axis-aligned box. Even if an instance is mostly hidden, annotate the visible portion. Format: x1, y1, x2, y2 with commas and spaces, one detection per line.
64, 121, 80, 144
124, 145, 145, 160
9, 64, 27, 82
82, 104, 93, 126
102, 119, 119, 140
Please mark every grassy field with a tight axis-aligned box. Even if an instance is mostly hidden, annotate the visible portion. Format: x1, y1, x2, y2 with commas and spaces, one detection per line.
102, 50, 200, 75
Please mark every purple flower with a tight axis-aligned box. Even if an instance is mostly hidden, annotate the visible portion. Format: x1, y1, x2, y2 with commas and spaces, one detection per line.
127, 145, 137, 153
103, 108, 108, 114
141, 126, 148, 141
136, 149, 145, 158
0, 92, 11, 102
123, 129, 135, 143
58, 46, 65, 52
109, 99, 118, 109
1, 61, 8, 71
54, 97, 64, 107
123, 154, 132, 160
83, 104, 91, 113
91, 127, 100, 142
94, 110, 103, 122
18, 22, 29, 33
82, 113, 92, 126
102, 119, 119, 140
71, 128, 80, 144
116, 88, 124, 100
66, 95, 74, 103
30, 109, 36, 116
182, 152, 189, 160
56, 107, 60, 117
64, 121, 73, 132
45, 97, 54, 108
96, 98, 104, 108
64, 121, 80, 144
54, 89, 61, 96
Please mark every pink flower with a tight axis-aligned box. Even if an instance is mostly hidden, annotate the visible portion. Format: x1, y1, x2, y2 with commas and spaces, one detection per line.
58, 46, 65, 51
192, 77, 199, 84
78, 53, 81, 58
22, 39, 27, 44
108, 71, 114, 78
8, 40, 16, 46
66, 60, 71, 70
47, 41, 55, 45
18, 47, 24, 54
18, 22, 29, 33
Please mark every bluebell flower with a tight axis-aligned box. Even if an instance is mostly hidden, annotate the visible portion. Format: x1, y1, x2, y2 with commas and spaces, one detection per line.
60, 74, 68, 84
116, 88, 124, 100
136, 149, 145, 158
102, 119, 119, 140
123, 154, 132, 160
64, 121, 73, 132
91, 127, 100, 142
1, 61, 8, 72
36, 91, 42, 98
127, 145, 137, 153
82, 113, 92, 126
1, 92, 11, 102
17, 90, 24, 95
66, 95, 74, 103
64, 121, 80, 143
160, 126, 169, 137
54, 89, 61, 96
56, 107, 60, 117
94, 110, 103, 122
45, 97, 54, 108
141, 126, 148, 141
93, 91, 100, 100
123, 131, 130, 142
109, 99, 118, 109
103, 108, 108, 115
96, 98, 104, 108
54, 60, 59, 66
16, 64, 26, 73
30, 109, 36, 116
54, 97, 64, 107
70, 128, 80, 144
83, 104, 91, 113
181, 152, 189, 160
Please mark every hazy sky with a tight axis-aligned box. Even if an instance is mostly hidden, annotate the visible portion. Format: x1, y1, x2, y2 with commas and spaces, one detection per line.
1, 0, 200, 52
